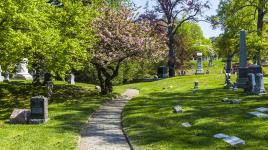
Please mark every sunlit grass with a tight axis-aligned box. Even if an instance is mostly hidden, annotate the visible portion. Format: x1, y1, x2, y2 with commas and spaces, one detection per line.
0, 81, 111, 150
117, 74, 268, 149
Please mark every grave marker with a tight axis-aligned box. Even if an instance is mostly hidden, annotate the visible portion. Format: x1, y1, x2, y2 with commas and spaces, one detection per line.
29, 96, 48, 123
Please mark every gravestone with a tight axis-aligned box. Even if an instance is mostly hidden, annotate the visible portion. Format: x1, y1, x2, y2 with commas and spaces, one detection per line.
194, 80, 199, 91
248, 112, 268, 118
195, 52, 204, 74
224, 73, 233, 89
223, 136, 245, 146
68, 73, 75, 84
233, 82, 238, 91
214, 133, 245, 146
247, 73, 256, 93
208, 56, 213, 67
157, 66, 168, 78
214, 133, 229, 139
222, 98, 229, 103
14, 58, 33, 80
173, 105, 182, 113
9, 109, 30, 124
3, 71, 10, 82
256, 107, 268, 112
255, 73, 266, 95
237, 30, 248, 88
29, 96, 48, 123
95, 85, 101, 92
181, 122, 192, 127
43, 72, 51, 86
230, 99, 240, 104
0, 65, 4, 82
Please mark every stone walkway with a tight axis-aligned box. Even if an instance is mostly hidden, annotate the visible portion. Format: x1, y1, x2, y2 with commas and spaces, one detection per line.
78, 89, 139, 150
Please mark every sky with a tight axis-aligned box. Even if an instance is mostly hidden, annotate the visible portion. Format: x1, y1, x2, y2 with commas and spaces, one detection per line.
131, 0, 223, 38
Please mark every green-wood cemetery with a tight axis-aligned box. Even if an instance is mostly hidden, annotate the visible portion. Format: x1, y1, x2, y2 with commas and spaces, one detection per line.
2, 0, 268, 149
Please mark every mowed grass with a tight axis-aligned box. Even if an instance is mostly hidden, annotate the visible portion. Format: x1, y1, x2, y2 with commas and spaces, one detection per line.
117, 74, 268, 150
0, 81, 111, 150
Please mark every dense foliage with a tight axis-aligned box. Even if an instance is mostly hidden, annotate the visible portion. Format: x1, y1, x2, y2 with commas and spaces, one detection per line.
0, 0, 98, 78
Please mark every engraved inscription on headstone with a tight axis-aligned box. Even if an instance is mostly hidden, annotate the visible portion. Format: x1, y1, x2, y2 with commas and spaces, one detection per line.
30, 96, 48, 123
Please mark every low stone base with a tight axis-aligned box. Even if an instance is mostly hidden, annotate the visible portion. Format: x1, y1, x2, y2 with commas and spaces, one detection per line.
14, 73, 33, 80
29, 119, 49, 124
236, 78, 248, 88
255, 89, 267, 95
10, 109, 30, 124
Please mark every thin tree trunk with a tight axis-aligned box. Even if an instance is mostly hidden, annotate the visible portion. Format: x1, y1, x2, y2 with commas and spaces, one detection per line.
256, 6, 265, 64
168, 25, 175, 77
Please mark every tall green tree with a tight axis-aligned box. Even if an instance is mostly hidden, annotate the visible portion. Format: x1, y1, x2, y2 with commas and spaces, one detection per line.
0, 0, 99, 79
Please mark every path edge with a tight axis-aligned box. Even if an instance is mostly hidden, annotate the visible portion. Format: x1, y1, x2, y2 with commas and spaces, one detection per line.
76, 96, 116, 150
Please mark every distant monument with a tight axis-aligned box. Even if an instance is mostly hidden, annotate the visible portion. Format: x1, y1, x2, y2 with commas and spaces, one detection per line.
195, 52, 204, 74
237, 30, 248, 88
68, 73, 75, 85
14, 58, 33, 80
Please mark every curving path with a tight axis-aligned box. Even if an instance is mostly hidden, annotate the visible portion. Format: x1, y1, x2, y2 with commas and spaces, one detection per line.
78, 89, 139, 150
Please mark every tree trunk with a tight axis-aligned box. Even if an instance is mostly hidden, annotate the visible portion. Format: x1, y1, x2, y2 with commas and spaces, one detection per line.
94, 60, 122, 95
256, 7, 265, 64
168, 25, 175, 77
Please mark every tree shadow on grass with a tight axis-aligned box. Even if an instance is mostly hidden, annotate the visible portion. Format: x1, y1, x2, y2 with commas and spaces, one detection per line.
122, 87, 268, 149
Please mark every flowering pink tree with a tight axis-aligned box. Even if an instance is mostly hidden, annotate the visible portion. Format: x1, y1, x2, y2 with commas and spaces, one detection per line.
91, 6, 167, 95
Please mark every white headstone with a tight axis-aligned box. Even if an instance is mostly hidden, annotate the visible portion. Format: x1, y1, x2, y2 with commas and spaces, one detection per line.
69, 73, 75, 85
14, 58, 33, 80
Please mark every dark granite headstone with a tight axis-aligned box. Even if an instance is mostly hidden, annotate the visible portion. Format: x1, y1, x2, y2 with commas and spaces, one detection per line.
157, 66, 168, 78
29, 96, 48, 123
10, 109, 30, 124
43, 72, 51, 86
194, 80, 199, 90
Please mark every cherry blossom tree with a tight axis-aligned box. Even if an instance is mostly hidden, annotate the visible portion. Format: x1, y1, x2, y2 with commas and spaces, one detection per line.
91, 5, 167, 94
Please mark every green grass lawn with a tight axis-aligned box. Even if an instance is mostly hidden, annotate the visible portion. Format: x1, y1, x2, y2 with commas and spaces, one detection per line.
116, 74, 268, 150
0, 81, 111, 150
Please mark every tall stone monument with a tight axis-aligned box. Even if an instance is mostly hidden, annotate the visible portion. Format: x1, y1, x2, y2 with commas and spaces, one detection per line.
195, 52, 204, 74
237, 30, 248, 88
14, 58, 33, 80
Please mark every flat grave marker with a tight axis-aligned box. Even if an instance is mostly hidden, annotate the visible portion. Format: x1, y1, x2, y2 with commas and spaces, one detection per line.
181, 122, 192, 127
223, 136, 245, 146
256, 107, 268, 112
248, 112, 268, 118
